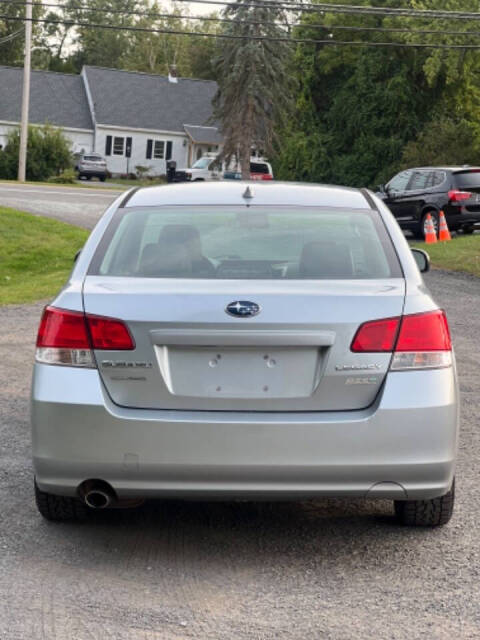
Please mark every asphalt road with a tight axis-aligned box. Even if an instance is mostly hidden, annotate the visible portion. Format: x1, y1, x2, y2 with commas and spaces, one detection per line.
0, 269, 479, 639
0, 182, 122, 229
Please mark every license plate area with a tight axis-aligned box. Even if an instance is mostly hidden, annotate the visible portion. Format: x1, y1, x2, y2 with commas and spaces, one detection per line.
155, 346, 322, 399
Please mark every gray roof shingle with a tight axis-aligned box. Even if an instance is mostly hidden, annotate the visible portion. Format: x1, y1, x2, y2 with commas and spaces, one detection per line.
83, 66, 218, 132
184, 124, 222, 144
0, 66, 93, 130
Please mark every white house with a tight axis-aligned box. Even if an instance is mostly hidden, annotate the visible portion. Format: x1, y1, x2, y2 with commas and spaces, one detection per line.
0, 64, 223, 175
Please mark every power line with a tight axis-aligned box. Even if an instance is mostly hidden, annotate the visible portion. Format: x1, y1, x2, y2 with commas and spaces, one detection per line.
9, 0, 480, 21
0, 27, 23, 44
4, 13, 480, 49
172, 0, 480, 21
5, 0, 480, 39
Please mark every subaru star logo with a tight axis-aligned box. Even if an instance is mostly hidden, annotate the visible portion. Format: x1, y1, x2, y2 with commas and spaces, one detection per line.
225, 301, 261, 318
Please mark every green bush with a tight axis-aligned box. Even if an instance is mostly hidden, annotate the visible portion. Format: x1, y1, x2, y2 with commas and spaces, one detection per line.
47, 168, 77, 184
401, 118, 479, 168
0, 124, 72, 181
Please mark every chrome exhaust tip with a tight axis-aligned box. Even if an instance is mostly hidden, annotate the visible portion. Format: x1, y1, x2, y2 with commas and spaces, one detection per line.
78, 480, 116, 509
84, 489, 111, 509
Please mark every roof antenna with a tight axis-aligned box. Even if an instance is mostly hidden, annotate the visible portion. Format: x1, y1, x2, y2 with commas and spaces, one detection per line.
242, 186, 253, 200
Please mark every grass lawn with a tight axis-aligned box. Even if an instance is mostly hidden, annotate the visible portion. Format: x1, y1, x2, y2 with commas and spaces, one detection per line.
0, 178, 125, 191
105, 177, 166, 187
0, 207, 89, 305
411, 234, 480, 278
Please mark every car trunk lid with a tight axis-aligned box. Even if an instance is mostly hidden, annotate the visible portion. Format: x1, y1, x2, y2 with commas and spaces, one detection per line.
83, 277, 405, 411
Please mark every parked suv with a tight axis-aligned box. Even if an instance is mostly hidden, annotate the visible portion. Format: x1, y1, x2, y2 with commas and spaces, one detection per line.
75, 153, 108, 181
377, 166, 480, 238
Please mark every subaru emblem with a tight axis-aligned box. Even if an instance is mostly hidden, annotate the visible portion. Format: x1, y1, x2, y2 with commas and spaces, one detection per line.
226, 301, 261, 318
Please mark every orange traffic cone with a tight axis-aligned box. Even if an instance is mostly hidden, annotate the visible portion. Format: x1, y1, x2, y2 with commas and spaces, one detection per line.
424, 213, 437, 244
438, 210, 451, 242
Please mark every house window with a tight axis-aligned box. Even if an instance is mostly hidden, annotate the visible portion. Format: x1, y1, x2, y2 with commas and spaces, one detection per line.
146, 139, 170, 160
153, 140, 165, 159
113, 137, 124, 155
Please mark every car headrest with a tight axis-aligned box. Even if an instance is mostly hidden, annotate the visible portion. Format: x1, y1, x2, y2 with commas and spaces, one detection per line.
299, 241, 354, 278
158, 224, 201, 244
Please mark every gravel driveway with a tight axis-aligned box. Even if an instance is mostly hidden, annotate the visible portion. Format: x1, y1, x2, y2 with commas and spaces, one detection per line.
0, 270, 478, 639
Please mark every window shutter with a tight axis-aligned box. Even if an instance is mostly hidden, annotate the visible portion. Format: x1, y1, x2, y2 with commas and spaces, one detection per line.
105, 135, 112, 156
146, 139, 153, 159
166, 141, 173, 160
125, 137, 132, 158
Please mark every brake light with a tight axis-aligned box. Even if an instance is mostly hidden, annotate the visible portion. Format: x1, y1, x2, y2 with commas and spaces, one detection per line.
250, 173, 273, 181
37, 307, 90, 349
351, 311, 452, 370
395, 310, 451, 352
88, 315, 135, 350
448, 189, 472, 203
351, 317, 400, 352
35, 306, 134, 367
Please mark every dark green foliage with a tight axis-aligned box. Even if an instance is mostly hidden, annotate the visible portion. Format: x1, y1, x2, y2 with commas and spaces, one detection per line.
274, 0, 480, 188
0, 125, 72, 181
401, 118, 479, 167
275, 33, 439, 187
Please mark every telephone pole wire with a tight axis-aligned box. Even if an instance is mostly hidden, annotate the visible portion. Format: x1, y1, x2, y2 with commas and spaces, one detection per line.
18, 0, 32, 182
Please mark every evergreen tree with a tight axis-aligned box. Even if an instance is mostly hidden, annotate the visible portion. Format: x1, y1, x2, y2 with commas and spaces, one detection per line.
213, 0, 294, 179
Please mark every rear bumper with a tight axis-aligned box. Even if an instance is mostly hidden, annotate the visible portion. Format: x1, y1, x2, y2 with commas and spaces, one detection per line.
31, 364, 459, 501
445, 208, 480, 228
78, 169, 107, 177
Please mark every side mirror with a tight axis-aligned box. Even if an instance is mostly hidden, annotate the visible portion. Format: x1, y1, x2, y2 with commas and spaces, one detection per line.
74, 249, 82, 263
411, 248, 430, 273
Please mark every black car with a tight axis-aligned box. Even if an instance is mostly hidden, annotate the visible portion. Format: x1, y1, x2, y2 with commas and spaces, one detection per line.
377, 166, 480, 238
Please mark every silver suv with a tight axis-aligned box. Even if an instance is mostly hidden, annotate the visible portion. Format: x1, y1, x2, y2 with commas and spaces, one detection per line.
75, 153, 108, 181
31, 182, 458, 526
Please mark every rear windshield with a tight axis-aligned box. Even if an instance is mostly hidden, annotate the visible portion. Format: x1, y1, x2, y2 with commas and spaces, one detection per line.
250, 163, 270, 174
83, 155, 103, 162
89, 206, 401, 280
453, 170, 480, 189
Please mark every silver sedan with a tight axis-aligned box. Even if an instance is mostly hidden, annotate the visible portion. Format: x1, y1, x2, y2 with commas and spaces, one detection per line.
31, 181, 458, 526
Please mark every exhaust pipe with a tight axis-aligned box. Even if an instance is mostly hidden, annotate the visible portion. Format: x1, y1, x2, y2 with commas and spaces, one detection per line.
78, 480, 116, 509
84, 489, 111, 509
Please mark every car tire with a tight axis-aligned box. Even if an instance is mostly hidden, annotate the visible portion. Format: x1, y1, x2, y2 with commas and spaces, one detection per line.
462, 225, 475, 235
418, 211, 439, 240
394, 480, 455, 527
35, 480, 88, 522
100, 176, 106, 182
86, 175, 92, 181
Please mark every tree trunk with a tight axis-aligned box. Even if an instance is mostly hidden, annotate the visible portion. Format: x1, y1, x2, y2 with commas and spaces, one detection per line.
240, 141, 250, 180
240, 101, 254, 180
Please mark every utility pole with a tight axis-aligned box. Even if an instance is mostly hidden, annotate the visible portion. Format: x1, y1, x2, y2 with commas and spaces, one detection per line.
18, 0, 33, 182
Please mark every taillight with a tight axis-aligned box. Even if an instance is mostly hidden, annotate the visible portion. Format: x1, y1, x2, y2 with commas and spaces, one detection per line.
351, 310, 452, 370
391, 310, 452, 370
35, 306, 134, 367
36, 307, 90, 349
351, 317, 400, 352
88, 315, 135, 350
395, 311, 451, 351
448, 189, 472, 203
